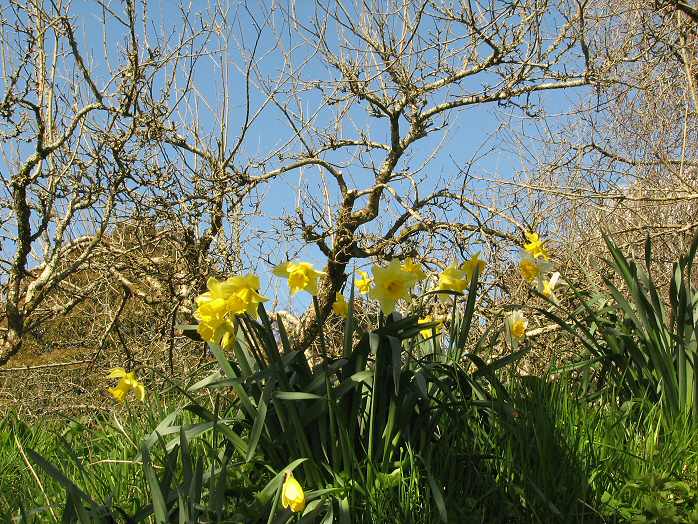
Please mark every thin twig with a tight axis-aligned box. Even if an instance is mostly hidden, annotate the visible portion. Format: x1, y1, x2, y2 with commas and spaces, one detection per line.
0, 359, 92, 372
15, 434, 58, 522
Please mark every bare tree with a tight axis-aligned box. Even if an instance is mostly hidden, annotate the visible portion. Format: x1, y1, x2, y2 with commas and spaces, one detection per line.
0, 0, 143, 363
0, 0, 274, 364
1, 0, 623, 368
510, 0, 698, 272
238, 0, 610, 352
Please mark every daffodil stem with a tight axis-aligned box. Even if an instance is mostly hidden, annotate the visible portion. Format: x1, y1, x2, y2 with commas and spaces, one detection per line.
312, 296, 328, 359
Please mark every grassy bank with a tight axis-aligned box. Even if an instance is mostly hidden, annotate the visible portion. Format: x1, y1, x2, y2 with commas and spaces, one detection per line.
4, 235, 698, 522
3, 376, 697, 522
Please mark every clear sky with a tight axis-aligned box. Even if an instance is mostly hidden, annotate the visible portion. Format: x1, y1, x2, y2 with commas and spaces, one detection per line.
1, 0, 591, 311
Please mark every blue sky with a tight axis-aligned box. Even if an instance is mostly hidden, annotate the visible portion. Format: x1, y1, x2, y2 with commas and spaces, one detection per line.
1, 1, 592, 311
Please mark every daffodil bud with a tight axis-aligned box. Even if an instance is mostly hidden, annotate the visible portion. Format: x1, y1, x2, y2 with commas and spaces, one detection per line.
281, 471, 306, 513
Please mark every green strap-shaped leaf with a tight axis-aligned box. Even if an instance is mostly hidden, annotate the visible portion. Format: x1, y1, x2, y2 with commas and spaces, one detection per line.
275, 391, 325, 400
142, 447, 168, 524
246, 380, 272, 462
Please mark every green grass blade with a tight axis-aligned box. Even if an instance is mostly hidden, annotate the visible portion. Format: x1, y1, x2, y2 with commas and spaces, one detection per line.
142, 447, 168, 524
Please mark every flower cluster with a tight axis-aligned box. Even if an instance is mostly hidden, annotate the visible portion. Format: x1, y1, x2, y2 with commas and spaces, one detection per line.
195, 275, 268, 347
273, 255, 484, 318
105, 234, 570, 410
518, 231, 561, 302
505, 230, 564, 348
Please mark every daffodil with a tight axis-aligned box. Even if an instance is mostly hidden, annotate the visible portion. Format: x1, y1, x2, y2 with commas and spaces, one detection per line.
226, 274, 268, 318
504, 310, 528, 348
355, 270, 372, 295
418, 316, 443, 339
368, 259, 418, 315
523, 231, 550, 260
281, 471, 306, 513
274, 261, 326, 296
107, 368, 145, 402
538, 271, 562, 302
401, 258, 427, 281
518, 252, 552, 283
194, 274, 268, 345
332, 292, 349, 318
461, 252, 486, 282
195, 277, 232, 327
435, 264, 469, 300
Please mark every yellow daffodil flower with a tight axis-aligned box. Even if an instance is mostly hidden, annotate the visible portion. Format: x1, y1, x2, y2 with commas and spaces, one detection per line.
273, 261, 326, 296
504, 310, 528, 348
435, 264, 469, 300
401, 258, 427, 281
195, 277, 232, 326
195, 274, 268, 345
538, 271, 561, 302
226, 274, 268, 318
368, 259, 418, 315
355, 270, 372, 295
332, 292, 349, 318
518, 252, 539, 282
418, 316, 443, 339
281, 471, 306, 513
107, 368, 145, 402
523, 231, 550, 260
461, 252, 486, 282
518, 252, 552, 283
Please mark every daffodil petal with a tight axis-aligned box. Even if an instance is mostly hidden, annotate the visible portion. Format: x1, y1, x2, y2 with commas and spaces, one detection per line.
107, 367, 127, 379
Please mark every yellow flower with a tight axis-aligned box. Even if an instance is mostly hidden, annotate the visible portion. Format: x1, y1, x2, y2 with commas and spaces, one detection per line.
523, 231, 550, 260
401, 258, 427, 281
332, 292, 349, 318
197, 319, 237, 349
538, 271, 561, 302
194, 274, 268, 345
368, 259, 418, 315
418, 316, 443, 339
226, 274, 268, 318
195, 277, 231, 323
107, 368, 145, 402
281, 471, 306, 513
274, 261, 326, 296
518, 252, 552, 283
460, 253, 486, 282
518, 253, 539, 282
504, 310, 528, 348
355, 270, 372, 295
435, 265, 468, 299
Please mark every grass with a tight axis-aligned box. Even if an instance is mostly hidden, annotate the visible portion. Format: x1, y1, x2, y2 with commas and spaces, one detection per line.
4, 236, 698, 522
4, 372, 697, 522
1, 391, 191, 519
